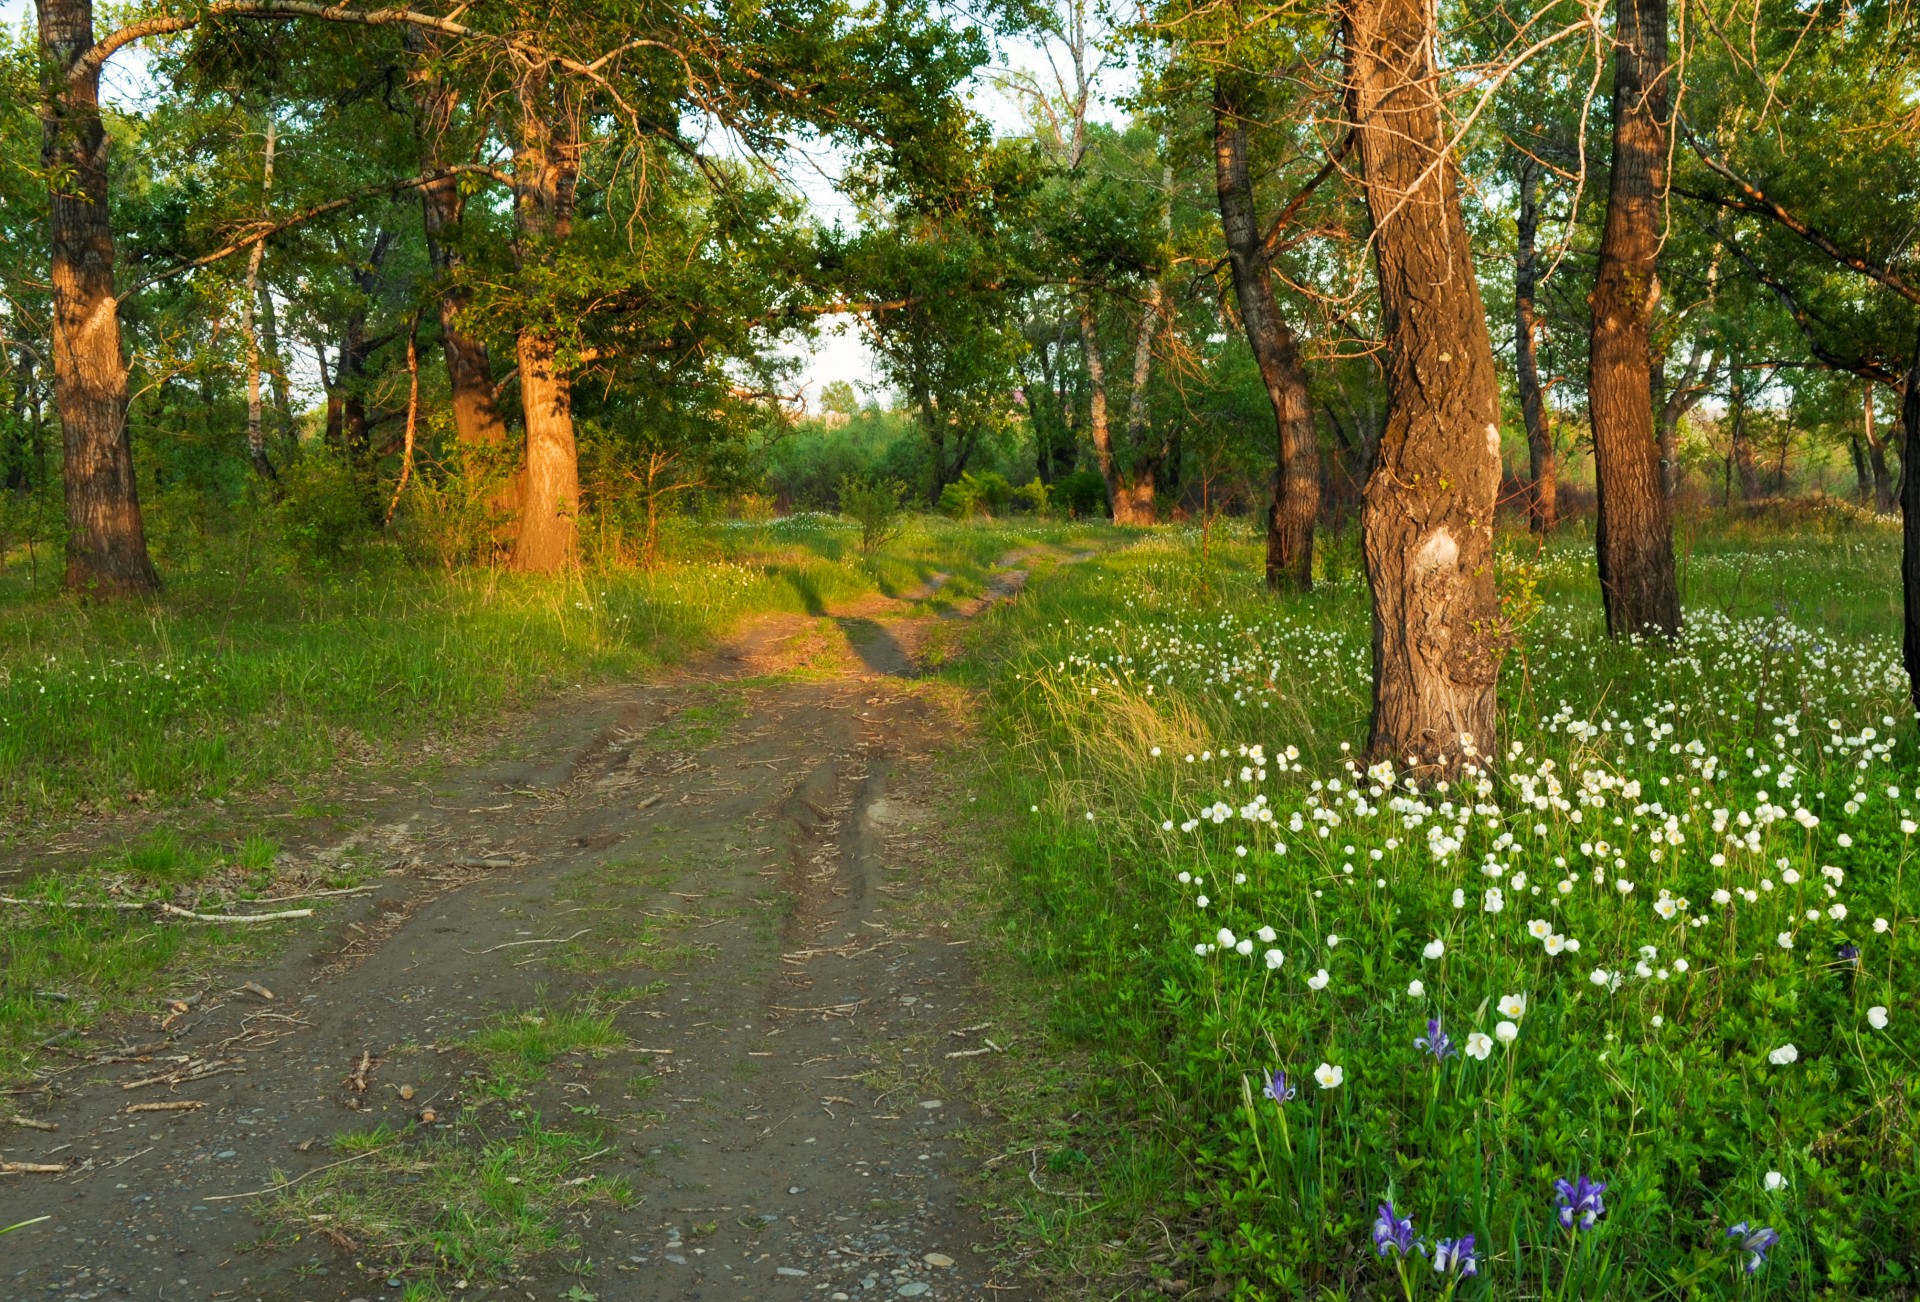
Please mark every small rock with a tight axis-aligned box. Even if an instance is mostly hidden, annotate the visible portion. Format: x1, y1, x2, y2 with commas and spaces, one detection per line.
917, 1100, 943, 1110
789, 1185, 806, 1194
922, 1253, 954, 1268
897, 1285, 931, 1298
777, 1267, 809, 1277
665, 1253, 688, 1265
215, 1150, 237, 1159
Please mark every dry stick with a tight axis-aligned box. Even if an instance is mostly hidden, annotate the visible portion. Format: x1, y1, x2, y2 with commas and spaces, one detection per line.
461, 928, 591, 955
0, 1162, 67, 1175
3, 1115, 57, 1132
126, 1101, 204, 1114
0, 896, 312, 924
202, 1143, 396, 1203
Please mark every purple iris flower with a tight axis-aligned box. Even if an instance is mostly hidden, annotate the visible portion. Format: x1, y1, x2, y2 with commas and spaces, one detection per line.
1262, 1068, 1296, 1104
1727, 1222, 1780, 1273
1373, 1201, 1417, 1258
1415, 1017, 1456, 1061
1837, 943, 1861, 966
1432, 1234, 1477, 1277
1553, 1175, 1607, 1230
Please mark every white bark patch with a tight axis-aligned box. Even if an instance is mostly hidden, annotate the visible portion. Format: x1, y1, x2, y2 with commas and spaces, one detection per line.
1413, 528, 1459, 578
1485, 423, 1501, 458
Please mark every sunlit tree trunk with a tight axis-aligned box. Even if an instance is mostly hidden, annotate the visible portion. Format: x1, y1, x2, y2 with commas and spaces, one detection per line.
1589, 0, 1679, 635
37, 0, 158, 594
1514, 153, 1554, 534
1344, 0, 1505, 775
508, 73, 581, 572
1214, 76, 1319, 591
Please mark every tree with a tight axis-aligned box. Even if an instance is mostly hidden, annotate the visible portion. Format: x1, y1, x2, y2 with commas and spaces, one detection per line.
1589, 0, 1680, 636
1212, 73, 1324, 590
1344, 0, 1507, 774
1512, 148, 1554, 533
37, 0, 160, 594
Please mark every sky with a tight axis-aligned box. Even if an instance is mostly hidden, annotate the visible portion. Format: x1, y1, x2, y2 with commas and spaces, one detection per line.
5, 1, 1132, 412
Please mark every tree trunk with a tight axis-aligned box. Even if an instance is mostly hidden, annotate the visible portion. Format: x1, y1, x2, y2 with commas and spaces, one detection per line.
241, 117, 277, 480
1865, 384, 1894, 512
1849, 432, 1871, 503
1113, 283, 1165, 524
1901, 335, 1920, 713
257, 283, 292, 449
38, 0, 159, 594
1514, 153, 1555, 534
1076, 297, 1136, 522
1588, 0, 1679, 635
1344, 0, 1505, 775
1213, 76, 1319, 592
410, 36, 511, 454
507, 72, 581, 572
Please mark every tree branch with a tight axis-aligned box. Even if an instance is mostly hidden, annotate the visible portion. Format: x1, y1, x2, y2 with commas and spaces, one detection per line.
1727, 239, 1906, 386
1680, 122, 1920, 308
1258, 132, 1354, 265
121, 164, 508, 299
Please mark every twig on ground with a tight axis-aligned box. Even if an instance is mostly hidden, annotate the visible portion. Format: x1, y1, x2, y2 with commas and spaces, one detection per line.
461, 928, 590, 954
3, 1115, 57, 1132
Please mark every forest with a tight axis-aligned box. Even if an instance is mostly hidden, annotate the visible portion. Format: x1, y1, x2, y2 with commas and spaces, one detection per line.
1, 0, 1918, 1296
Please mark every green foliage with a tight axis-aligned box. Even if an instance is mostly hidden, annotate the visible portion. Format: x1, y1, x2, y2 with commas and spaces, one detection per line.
276, 447, 381, 566
938, 470, 1015, 518
1052, 469, 1109, 518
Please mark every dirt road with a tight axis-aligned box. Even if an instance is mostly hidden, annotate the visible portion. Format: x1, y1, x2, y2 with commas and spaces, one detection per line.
0, 562, 1043, 1302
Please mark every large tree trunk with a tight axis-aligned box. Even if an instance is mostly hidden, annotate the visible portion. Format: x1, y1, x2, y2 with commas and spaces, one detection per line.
1514, 152, 1555, 534
1865, 384, 1894, 512
507, 76, 582, 572
1902, 338, 1920, 713
37, 0, 159, 595
1114, 283, 1165, 523
1213, 76, 1320, 592
1589, 0, 1679, 636
1344, 0, 1505, 775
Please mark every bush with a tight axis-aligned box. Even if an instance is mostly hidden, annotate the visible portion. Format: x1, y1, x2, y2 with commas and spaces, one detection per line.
277, 449, 380, 565
1053, 469, 1108, 518
939, 470, 1014, 519
837, 475, 907, 556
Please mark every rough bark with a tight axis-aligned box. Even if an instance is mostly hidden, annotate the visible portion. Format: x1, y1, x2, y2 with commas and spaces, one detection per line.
1344, 0, 1506, 774
1589, 0, 1679, 635
1114, 283, 1166, 523
37, 0, 159, 594
1902, 335, 1920, 714
507, 73, 581, 572
1514, 152, 1555, 534
1214, 76, 1320, 591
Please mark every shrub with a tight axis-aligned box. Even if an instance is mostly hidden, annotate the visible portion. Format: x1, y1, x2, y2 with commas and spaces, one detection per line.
1053, 469, 1108, 518
837, 475, 908, 555
939, 470, 1014, 519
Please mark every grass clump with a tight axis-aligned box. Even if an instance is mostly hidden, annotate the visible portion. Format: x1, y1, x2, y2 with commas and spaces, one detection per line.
269, 1118, 629, 1289
962, 522, 1916, 1298
467, 1003, 626, 1090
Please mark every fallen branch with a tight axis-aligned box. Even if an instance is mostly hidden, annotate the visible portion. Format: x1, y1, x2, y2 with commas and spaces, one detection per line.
203, 1142, 397, 1202
3, 1115, 57, 1132
126, 1101, 204, 1114
0, 896, 312, 924
461, 928, 590, 955
0, 1162, 68, 1174
345, 1051, 373, 1093
122, 1059, 245, 1091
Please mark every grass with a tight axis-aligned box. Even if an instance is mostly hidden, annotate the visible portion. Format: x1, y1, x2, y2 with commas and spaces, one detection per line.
268, 1117, 631, 1293
0, 514, 1097, 820
951, 508, 1916, 1298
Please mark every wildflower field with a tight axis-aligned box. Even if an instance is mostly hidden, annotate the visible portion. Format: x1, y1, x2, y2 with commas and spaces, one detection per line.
967, 517, 1915, 1299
